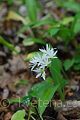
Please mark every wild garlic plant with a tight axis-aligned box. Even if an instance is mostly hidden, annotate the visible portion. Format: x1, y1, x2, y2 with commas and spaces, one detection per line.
29, 44, 66, 116
30, 44, 57, 80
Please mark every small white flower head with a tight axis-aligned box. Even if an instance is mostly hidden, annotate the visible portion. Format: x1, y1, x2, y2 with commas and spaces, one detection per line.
33, 68, 46, 80
39, 54, 51, 68
29, 44, 57, 80
39, 44, 57, 59
30, 53, 45, 70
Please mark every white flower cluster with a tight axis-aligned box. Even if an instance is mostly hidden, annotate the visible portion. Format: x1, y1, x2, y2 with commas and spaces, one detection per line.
30, 44, 57, 80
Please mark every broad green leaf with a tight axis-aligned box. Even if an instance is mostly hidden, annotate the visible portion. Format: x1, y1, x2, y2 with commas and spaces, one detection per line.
60, 17, 74, 25
63, 1, 80, 12
23, 38, 34, 46
50, 58, 62, 74
49, 61, 62, 85
49, 58, 65, 101
26, 0, 39, 22
63, 59, 75, 71
49, 64, 65, 101
23, 38, 46, 46
29, 78, 59, 115
11, 110, 26, 120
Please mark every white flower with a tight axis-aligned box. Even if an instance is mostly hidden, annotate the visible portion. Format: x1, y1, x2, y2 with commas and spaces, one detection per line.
39, 54, 51, 68
30, 53, 51, 70
39, 44, 57, 59
33, 68, 46, 80
29, 44, 57, 80
30, 58, 37, 70
30, 53, 45, 70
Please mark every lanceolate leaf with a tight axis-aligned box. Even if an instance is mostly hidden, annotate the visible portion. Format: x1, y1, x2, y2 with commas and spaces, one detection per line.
63, 1, 80, 12
48, 27, 59, 37
49, 58, 66, 101
26, 0, 39, 22
29, 78, 59, 115
72, 13, 80, 34
23, 37, 46, 46
11, 110, 26, 120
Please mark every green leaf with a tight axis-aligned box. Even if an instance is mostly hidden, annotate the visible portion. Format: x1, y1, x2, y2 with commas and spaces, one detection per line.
23, 38, 46, 46
49, 60, 62, 85
23, 38, 34, 46
11, 110, 26, 120
61, 79, 68, 89
50, 58, 62, 74
73, 55, 80, 70
48, 27, 59, 37
73, 64, 80, 70
58, 27, 72, 42
60, 17, 74, 25
29, 78, 59, 115
9, 96, 30, 105
49, 58, 65, 101
63, 1, 80, 12
63, 59, 75, 71
25, 52, 40, 61
26, 0, 39, 22
72, 13, 80, 34
7, 0, 13, 5
32, 15, 56, 28
74, 55, 80, 64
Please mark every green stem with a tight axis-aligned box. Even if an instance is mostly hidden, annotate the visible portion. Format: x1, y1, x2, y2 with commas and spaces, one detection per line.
0, 36, 17, 53
58, 88, 65, 101
40, 115, 43, 120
